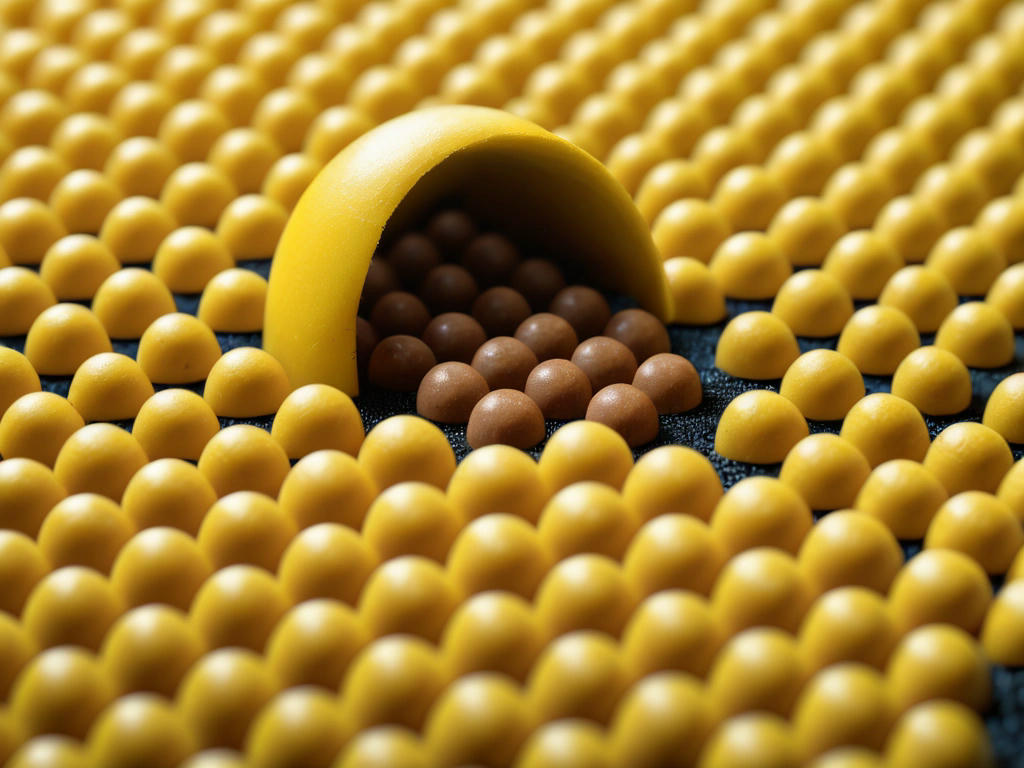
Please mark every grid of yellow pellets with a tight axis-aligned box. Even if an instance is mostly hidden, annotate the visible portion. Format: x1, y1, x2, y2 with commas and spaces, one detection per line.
1, 0, 1024, 765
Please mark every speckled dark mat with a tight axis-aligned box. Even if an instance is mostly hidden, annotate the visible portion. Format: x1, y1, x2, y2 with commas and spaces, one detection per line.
5, 258, 1024, 765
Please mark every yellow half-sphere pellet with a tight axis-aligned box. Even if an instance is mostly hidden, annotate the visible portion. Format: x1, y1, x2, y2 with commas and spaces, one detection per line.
799, 586, 896, 672
766, 196, 846, 268
878, 265, 957, 333
854, 459, 948, 539
0, 457, 64, 537
538, 481, 639, 561
621, 444, 722, 523
712, 548, 810, 635
131, 389, 220, 462
984, 373, 1024, 444
707, 627, 806, 718
791, 663, 892, 759
0, 346, 40, 417
709, 232, 792, 300
333, 727, 428, 768
620, 590, 721, 679
622, 513, 723, 598
925, 491, 1023, 575
710, 164, 787, 232
198, 424, 291, 498
798, 509, 904, 596
884, 704, 995, 768
0, 529, 50, 615
715, 389, 808, 464
779, 434, 871, 511
271, 383, 364, 459
976, 196, 1024, 265
888, 548, 992, 634
53, 423, 147, 501
986, 263, 1024, 329
924, 421, 1014, 496
91, 268, 178, 341
710, 475, 812, 556
358, 415, 456, 491
887, 622, 991, 718
891, 346, 972, 416
663, 257, 727, 325
37, 492, 135, 574
21, 565, 123, 652
607, 672, 713, 768
836, 305, 919, 376
203, 347, 291, 418
265, 598, 368, 690
525, 630, 629, 725
136, 313, 222, 385
152, 226, 234, 295
440, 591, 542, 683
873, 195, 945, 264
925, 227, 1005, 297
0, 391, 85, 467
539, 420, 633, 492
67, 352, 154, 422
935, 301, 1015, 369
698, 712, 798, 768
244, 687, 350, 768
445, 443, 548, 524
715, 311, 800, 380
981, 580, 1024, 666
635, 159, 710, 224
38, 235, 119, 301
840, 393, 930, 467
779, 349, 864, 421
651, 198, 730, 264
24, 303, 112, 376
824, 227, 905, 302
0, 266, 57, 335
99, 197, 177, 266
197, 268, 267, 333
215, 194, 288, 261
771, 270, 854, 338
86, 693, 197, 768
48, 170, 121, 237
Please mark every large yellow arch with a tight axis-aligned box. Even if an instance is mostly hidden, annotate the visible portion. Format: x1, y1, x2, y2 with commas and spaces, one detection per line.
264, 106, 672, 395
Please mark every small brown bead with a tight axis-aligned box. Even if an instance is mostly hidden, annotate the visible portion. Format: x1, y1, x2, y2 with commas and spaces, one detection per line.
426, 209, 478, 258
524, 359, 591, 420
467, 388, 546, 450
510, 258, 567, 311
633, 353, 702, 414
360, 258, 400, 313
604, 308, 671, 363
421, 312, 486, 363
549, 285, 612, 340
570, 336, 637, 392
586, 383, 659, 447
368, 334, 437, 391
471, 336, 538, 391
369, 291, 432, 337
514, 313, 578, 362
462, 233, 520, 287
356, 316, 379, 373
419, 263, 479, 314
387, 233, 441, 287
472, 286, 532, 337
416, 362, 489, 423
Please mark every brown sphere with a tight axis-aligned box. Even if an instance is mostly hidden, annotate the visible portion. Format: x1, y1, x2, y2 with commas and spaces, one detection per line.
369, 290, 432, 337
419, 263, 479, 314
360, 258, 400, 314
416, 362, 489, 423
633, 353, 702, 414
510, 258, 567, 311
356, 316, 379, 373
524, 359, 591, 420
514, 313, 578, 362
586, 383, 659, 447
467, 389, 546, 450
472, 286, 532, 337
570, 336, 638, 392
368, 334, 437, 391
426, 209, 478, 258
421, 312, 487, 363
549, 285, 612, 340
461, 233, 520, 287
471, 336, 538, 391
603, 308, 671, 363
387, 232, 441, 287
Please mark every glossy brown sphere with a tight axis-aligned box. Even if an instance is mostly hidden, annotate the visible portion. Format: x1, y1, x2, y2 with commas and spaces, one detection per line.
633, 353, 702, 414
604, 308, 671, 363
525, 359, 592, 420
369, 291, 432, 337
514, 313, 578, 362
472, 286, 532, 337
416, 362, 490, 423
510, 258, 567, 311
570, 336, 638, 392
368, 334, 437, 391
467, 388, 546, 450
586, 383, 659, 447
471, 337, 538, 391
462, 232, 520, 287
421, 312, 487, 363
549, 285, 612, 340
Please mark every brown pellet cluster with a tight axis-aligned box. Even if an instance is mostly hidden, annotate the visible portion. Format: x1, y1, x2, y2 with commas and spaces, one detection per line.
358, 209, 702, 449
